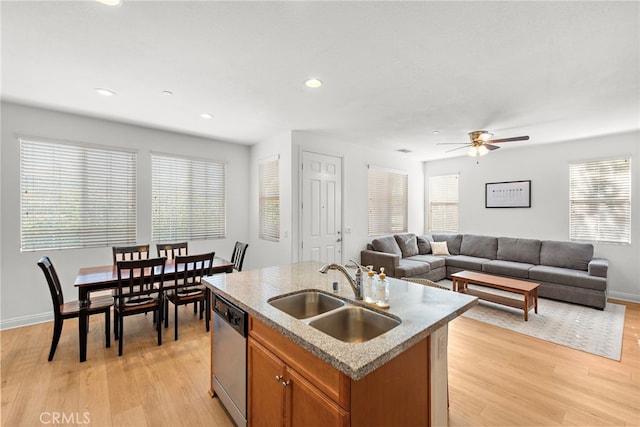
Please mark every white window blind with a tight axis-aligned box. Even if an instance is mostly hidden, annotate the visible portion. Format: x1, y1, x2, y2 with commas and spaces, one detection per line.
20, 138, 137, 251
429, 174, 459, 232
570, 158, 631, 244
368, 167, 408, 236
259, 158, 280, 242
152, 153, 226, 242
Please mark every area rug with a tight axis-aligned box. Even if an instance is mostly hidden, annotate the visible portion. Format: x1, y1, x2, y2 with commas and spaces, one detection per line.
438, 280, 625, 361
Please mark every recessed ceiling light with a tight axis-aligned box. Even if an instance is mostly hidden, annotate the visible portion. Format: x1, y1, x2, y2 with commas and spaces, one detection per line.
162, 90, 173, 96
94, 88, 116, 97
432, 130, 440, 135
397, 149, 412, 154
304, 78, 322, 89
200, 113, 214, 119
96, 0, 122, 6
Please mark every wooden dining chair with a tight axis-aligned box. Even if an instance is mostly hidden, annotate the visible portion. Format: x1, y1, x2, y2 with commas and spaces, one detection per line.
231, 241, 249, 272
156, 241, 188, 260
164, 252, 215, 340
112, 244, 150, 264
38, 256, 113, 361
114, 257, 166, 356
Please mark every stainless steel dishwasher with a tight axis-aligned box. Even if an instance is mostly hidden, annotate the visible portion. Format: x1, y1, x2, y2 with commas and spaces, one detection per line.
213, 293, 247, 427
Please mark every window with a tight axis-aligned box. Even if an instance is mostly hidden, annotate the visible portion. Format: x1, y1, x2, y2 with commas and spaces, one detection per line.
368, 166, 408, 235
20, 138, 136, 251
152, 153, 226, 241
570, 158, 631, 244
259, 157, 280, 242
429, 174, 459, 232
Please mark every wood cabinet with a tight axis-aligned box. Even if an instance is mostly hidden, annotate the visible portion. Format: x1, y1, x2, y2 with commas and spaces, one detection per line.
247, 316, 431, 427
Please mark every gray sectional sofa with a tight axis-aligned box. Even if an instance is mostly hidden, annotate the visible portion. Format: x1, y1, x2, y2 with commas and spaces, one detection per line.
360, 233, 608, 309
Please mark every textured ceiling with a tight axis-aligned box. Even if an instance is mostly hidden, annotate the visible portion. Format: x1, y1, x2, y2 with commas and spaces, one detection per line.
2, 0, 638, 160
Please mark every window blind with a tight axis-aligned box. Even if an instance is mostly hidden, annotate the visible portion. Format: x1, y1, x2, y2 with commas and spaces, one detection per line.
570, 158, 631, 244
20, 138, 137, 251
429, 174, 459, 232
152, 153, 226, 241
259, 158, 280, 242
368, 167, 408, 236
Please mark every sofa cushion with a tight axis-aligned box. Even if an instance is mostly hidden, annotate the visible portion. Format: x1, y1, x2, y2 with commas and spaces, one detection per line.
416, 235, 433, 254
430, 241, 450, 255
371, 235, 402, 256
529, 265, 606, 291
396, 259, 431, 277
482, 260, 534, 279
497, 237, 541, 265
539, 241, 593, 271
394, 233, 419, 258
460, 235, 498, 259
432, 234, 463, 255
445, 255, 489, 271
405, 254, 446, 269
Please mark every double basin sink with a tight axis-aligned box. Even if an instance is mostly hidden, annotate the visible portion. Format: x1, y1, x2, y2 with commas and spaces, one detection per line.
268, 291, 400, 343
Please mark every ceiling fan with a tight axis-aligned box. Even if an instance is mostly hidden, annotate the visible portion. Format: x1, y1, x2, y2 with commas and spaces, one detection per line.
437, 130, 530, 159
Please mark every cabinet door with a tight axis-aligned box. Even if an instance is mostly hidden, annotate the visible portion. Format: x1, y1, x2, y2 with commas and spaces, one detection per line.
285, 367, 349, 427
248, 338, 286, 427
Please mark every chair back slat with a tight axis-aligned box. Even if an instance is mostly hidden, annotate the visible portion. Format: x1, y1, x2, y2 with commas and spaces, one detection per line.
116, 257, 166, 309
231, 241, 249, 272
156, 242, 188, 260
37, 256, 64, 313
112, 244, 150, 264
174, 252, 215, 289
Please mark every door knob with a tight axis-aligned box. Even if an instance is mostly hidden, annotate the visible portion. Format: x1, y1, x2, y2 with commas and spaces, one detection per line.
336, 238, 342, 242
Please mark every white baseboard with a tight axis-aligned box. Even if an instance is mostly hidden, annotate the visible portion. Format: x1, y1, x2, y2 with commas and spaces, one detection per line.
1, 312, 53, 331
608, 291, 640, 303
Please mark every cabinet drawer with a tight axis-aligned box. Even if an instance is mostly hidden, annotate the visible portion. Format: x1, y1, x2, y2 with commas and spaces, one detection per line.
249, 316, 350, 409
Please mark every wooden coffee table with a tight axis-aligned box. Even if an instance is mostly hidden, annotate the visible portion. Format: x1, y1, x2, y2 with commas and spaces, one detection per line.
451, 271, 539, 321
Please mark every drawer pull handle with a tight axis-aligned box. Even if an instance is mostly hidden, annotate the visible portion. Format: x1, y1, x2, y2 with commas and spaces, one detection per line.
275, 375, 283, 382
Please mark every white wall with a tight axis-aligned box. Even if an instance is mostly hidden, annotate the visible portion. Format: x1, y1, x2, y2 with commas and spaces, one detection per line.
424, 131, 640, 302
0, 102, 251, 328
290, 131, 426, 264
248, 132, 294, 269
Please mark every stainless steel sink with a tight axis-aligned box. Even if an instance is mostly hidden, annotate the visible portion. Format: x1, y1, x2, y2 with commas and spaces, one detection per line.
309, 306, 401, 343
268, 291, 345, 319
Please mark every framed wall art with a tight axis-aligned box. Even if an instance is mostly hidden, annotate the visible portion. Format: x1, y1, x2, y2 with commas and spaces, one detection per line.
485, 180, 531, 208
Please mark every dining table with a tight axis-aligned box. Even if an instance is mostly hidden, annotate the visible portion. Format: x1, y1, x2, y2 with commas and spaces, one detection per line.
74, 256, 234, 362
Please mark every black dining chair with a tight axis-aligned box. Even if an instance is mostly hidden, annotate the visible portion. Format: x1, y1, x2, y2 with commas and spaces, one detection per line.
164, 252, 215, 340
38, 256, 113, 361
112, 244, 150, 264
231, 241, 249, 272
114, 257, 166, 356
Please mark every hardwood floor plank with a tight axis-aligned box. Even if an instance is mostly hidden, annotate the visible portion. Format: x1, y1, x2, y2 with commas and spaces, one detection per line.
1, 301, 638, 426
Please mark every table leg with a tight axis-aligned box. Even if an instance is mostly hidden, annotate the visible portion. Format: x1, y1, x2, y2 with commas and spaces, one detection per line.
78, 288, 89, 362
534, 288, 538, 314
524, 292, 529, 321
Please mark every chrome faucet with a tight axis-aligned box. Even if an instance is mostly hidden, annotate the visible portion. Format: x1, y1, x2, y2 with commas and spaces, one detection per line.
319, 259, 364, 300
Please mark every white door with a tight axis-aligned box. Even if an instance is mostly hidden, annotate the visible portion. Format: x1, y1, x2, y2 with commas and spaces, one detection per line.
301, 151, 342, 264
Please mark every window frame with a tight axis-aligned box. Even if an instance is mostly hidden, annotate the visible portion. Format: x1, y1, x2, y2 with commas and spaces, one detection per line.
20, 137, 137, 251
151, 152, 227, 242
367, 165, 408, 236
569, 157, 631, 244
428, 174, 459, 233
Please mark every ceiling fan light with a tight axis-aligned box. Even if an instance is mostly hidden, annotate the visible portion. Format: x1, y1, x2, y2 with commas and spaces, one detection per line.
478, 145, 489, 156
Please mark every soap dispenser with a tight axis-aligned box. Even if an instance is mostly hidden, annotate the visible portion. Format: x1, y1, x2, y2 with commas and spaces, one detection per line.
364, 266, 376, 304
376, 267, 390, 309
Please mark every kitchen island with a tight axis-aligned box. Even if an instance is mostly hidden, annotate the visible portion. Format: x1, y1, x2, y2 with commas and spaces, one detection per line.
203, 261, 477, 427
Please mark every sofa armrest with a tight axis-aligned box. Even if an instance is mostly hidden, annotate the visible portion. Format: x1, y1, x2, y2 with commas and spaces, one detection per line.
588, 258, 608, 278
360, 250, 400, 277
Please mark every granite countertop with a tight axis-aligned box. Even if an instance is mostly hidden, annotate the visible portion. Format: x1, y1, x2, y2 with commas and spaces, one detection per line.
203, 261, 477, 380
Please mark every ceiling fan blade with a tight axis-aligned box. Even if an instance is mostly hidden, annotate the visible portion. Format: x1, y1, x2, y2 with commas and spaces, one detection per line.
436, 142, 469, 145
488, 135, 530, 143
483, 143, 500, 151
445, 145, 470, 153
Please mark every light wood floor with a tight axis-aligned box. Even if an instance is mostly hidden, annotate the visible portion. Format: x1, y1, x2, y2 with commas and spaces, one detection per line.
1, 301, 638, 426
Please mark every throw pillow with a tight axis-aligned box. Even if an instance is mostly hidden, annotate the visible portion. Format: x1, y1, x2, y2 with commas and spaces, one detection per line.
394, 234, 419, 258
417, 235, 433, 254
431, 241, 450, 256
371, 235, 402, 256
